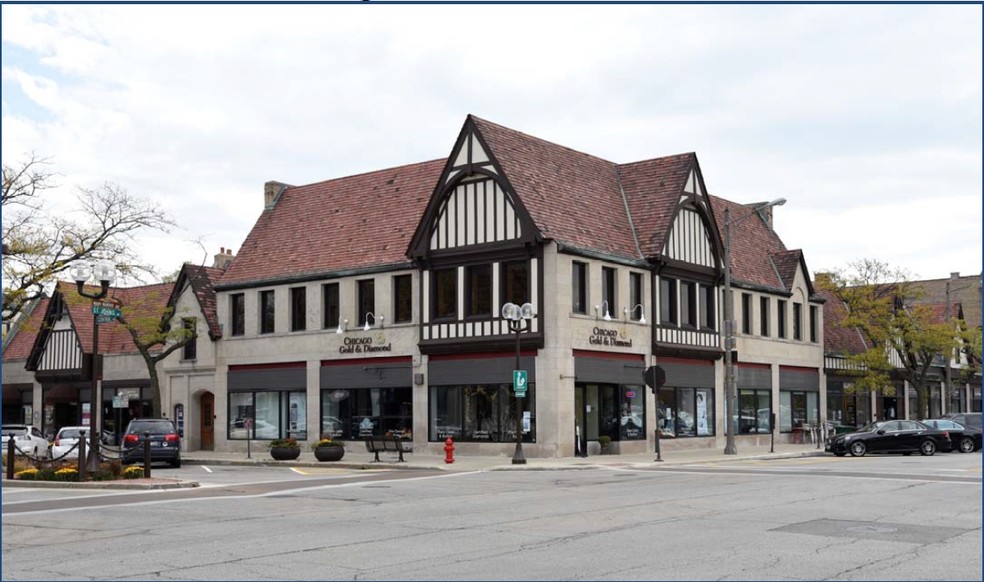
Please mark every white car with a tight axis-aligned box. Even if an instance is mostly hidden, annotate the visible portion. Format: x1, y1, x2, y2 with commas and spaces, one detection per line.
51, 426, 91, 460
1, 424, 50, 458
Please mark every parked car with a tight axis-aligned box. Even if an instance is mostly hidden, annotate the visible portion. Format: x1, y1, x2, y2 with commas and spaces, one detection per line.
120, 418, 181, 468
941, 412, 982, 430
51, 425, 91, 460
825, 420, 950, 457
1, 424, 50, 458
920, 419, 982, 453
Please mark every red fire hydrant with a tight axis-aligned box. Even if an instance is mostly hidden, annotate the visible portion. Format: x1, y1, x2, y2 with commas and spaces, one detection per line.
444, 437, 455, 464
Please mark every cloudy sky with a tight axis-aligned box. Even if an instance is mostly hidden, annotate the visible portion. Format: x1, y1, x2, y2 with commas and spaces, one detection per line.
2, 4, 981, 284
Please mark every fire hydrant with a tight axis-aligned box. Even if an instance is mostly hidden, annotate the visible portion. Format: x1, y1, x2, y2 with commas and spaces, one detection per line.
444, 437, 455, 464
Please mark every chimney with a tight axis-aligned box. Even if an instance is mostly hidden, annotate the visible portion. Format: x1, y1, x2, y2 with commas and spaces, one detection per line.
760, 206, 776, 230
264, 181, 290, 210
213, 246, 234, 270
950, 272, 960, 281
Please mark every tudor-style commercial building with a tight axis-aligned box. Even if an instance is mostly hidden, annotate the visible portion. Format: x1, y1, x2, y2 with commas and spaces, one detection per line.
205, 115, 826, 457
2, 115, 828, 457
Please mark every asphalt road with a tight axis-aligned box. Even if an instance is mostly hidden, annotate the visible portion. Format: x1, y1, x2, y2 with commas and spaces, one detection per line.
2, 453, 980, 580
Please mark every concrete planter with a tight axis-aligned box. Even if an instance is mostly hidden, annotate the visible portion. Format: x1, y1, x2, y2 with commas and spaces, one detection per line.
313, 446, 345, 462
270, 446, 301, 461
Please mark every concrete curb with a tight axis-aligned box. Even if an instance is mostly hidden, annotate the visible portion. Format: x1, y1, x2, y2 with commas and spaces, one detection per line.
2, 478, 199, 490
182, 458, 436, 471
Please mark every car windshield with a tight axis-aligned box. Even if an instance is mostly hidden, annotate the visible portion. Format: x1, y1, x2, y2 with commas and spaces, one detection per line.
127, 420, 174, 435
2, 426, 28, 435
58, 429, 82, 439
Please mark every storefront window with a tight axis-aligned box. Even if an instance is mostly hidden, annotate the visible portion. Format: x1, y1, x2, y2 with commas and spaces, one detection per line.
739, 389, 770, 434
228, 390, 307, 440
320, 387, 412, 440
429, 384, 535, 443
657, 387, 714, 438
779, 390, 818, 433
620, 387, 645, 440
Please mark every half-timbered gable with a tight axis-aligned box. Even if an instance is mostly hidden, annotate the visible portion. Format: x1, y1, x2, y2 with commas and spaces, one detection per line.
409, 117, 547, 353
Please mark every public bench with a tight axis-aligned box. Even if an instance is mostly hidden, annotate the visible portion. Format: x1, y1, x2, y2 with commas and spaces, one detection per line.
364, 436, 413, 462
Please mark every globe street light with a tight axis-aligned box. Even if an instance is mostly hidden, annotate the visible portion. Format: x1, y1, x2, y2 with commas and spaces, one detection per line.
502, 301, 535, 465
723, 198, 786, 455
71, 259, 118, 472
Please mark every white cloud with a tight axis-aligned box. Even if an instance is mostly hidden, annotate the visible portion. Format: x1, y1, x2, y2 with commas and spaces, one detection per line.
2, 4, 980, 280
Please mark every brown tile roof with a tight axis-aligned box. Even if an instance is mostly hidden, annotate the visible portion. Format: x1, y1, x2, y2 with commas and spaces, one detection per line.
816, 286, 870, 355
618, 154, 695, 258
219, 159, 446, 287
55, 281, 174, 355
471, 116, 643, 261
171, 264, 224, 340
2, 298, 50, 361
707, 195, 790, 291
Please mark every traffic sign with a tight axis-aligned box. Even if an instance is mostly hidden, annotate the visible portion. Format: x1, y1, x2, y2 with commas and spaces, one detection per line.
513, 370, 528, 397
92, 305, 121, 318
644, 365, 665, 391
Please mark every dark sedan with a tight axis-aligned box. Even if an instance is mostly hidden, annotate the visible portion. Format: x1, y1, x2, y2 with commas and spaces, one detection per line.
825, 420, 950, 457
920, 419, 982, 453
121, 418, 181, 468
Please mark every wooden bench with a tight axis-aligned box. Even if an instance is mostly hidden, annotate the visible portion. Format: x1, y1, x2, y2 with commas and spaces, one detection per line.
364, 436, 413, 462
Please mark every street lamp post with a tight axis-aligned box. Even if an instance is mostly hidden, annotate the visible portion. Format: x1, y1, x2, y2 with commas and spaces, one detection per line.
723, 198, 786, 455
70, 259, 118, 472
502, 302, 535, 465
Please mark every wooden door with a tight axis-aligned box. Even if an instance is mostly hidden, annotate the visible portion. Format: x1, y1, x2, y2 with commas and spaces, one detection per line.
201, 392, 214, 450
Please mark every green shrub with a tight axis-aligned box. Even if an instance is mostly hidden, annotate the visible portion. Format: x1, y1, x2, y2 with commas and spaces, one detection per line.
15, 468, 39, 480
122, 466, 144, 479
53, 468, 79, 482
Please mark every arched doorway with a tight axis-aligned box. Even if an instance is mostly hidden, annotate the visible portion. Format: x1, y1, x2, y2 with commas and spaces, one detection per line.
200, 392, 214, 450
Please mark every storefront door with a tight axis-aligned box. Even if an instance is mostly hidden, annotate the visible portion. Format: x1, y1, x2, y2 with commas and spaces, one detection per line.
201, 392, 214, 450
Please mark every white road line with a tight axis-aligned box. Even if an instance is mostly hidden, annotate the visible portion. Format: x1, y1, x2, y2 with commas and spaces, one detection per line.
200, 465, 213, 473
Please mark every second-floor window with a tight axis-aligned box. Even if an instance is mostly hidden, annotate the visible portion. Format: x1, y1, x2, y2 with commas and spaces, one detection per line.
760, 296, 770, 337
572, 261, 587, 314
260, 290, 275, 334
230, 293, 245, 336
290, 287, 306, 332
793, 302, 802, 341
393, 275, 412, 323
502, 260, 529, 306
182, 318, 197, 360
777, 299, 787, 339
699, 285, 715, 330
358, 279, 375, 327
434, 268, 457, 319
680, 281, 696, 328
660, 277, 677, 324
809, 305, 818, 343
322, 283, 339, 329
466, 265, 492, 317
741, 293, 752, 335
629, 272, 643, 321
602, 267, 617, 316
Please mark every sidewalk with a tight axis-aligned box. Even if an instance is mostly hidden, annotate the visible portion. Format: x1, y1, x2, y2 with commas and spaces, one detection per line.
2, 443, 828, 490
183, 442, 828, 473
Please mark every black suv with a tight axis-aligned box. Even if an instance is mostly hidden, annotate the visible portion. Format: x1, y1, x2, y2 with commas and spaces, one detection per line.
121, 419, 181, 468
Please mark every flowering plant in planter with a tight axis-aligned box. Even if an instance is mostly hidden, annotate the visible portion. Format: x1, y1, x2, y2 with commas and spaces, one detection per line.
311, 438, 344, 450
268, 437, 299, 449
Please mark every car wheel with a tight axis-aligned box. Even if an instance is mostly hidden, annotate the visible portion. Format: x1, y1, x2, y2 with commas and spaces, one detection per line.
850, 441, 867, 457
958, 437, 975, 453
919, 439, 936, 456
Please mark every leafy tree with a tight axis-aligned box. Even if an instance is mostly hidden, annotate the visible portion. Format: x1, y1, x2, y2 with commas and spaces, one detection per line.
822, 259, 961, 419
2, 153, 175, 323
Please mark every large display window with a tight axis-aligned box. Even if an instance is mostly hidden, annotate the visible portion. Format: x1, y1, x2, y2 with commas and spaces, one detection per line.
429, 384, 535, 443
658, 387, 714, 438
228, 390, 307, 440
779, 390, 818, 432
320, 387, 412, 440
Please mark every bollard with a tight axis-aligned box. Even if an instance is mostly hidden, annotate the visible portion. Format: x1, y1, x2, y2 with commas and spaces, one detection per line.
78, 430, 88, 481
6, 437, 14, 480
444, 437, 454, 464
143, 431, 152, 479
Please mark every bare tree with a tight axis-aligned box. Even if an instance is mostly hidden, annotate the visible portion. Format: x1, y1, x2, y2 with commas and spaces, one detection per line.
2, 153, 175, 322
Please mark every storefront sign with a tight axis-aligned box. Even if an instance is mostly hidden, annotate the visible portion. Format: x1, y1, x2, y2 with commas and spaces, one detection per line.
339, 334, 392, 354
588, 327, 632, 348
118, 388, 141, 400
